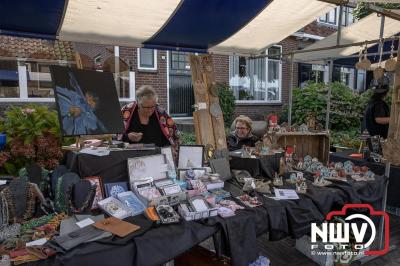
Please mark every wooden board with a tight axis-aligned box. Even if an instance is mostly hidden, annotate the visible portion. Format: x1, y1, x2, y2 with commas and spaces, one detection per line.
200, 55, 227, 150
276, 132, 330, 163
189, 55, 215, 148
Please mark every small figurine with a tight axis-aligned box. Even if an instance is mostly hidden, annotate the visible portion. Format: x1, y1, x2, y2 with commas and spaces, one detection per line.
299, 123, 309, 132
255, 180, 271, 194
273, 173, 283, 187
243, 177, 255, 192
241, 145, 251, 158
279, 157, 286, 176
296, 179, 307, 194
288, 172, 297, 184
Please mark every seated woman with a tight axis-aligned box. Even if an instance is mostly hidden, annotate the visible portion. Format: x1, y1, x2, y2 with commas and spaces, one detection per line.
227, 115, 259, 151
121, 85, 180, 151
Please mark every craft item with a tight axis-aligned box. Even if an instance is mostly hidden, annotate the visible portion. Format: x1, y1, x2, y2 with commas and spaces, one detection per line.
218, 200, 244, 212
97, 197, 131, 219
116, 191, 146, 216
178, 145, 204, 168
144, 207, 160, 222
355, 46, 363, 70
385, 39, 397, 71
209, 158, 231, 180
103, 182, 127, 198
128, 155, 167, 182
0, 179, 40, 223
373, 38, 385, 80
255, 180, 271, 194
189, 179, 207, 193
273, 188, 299, 200
242, 177, 255, 192
137, 187, 161, 201
94, 217, 140, 237
313, 176, 332, 187
160, 184, 182, 196
155, 205, 180, 224
84, 176, 104, 209
296, 180, 307, 194
360, 43, 371, 70
236, 194, 262, 208
273, 173, 283, 187
67, 180, 96, 214
53, 225, 105, 251
217, 207, 235, 218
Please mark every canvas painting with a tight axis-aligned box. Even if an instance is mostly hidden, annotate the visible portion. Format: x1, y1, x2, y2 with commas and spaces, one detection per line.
128, 154, 167, 182
178, 145, 204, 169
50, 66, 124, 136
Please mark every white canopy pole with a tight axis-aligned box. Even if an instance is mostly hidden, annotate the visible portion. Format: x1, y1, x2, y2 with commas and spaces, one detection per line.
288, 52, 294, 126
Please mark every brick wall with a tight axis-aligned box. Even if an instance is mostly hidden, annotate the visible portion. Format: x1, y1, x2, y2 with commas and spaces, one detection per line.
119, 47, 168, 109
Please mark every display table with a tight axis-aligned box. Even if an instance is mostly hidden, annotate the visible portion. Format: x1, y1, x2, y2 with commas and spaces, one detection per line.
330, 150, 400, 209
64, 149, 159, 183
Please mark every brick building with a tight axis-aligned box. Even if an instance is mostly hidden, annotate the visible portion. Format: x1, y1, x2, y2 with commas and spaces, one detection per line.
0, 6, 365, 122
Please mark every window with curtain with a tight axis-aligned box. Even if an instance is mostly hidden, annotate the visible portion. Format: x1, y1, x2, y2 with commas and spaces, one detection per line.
229, 46, 281, 102
0, 60, 19, 98
138, 48, 157, 70
26, 62, 53, 98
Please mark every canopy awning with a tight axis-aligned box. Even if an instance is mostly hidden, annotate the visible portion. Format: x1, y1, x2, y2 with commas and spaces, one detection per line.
0, 0, 334, 55
293, 11, 400, 63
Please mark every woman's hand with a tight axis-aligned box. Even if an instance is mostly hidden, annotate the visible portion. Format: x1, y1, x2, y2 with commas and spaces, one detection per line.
128, 132, 143, 142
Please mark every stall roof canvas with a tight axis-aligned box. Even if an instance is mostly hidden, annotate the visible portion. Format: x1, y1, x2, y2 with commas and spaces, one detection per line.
51, 66, 124, 136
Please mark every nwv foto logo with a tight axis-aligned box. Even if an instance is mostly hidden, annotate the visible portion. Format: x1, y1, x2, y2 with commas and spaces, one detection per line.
310, 204, 390, 256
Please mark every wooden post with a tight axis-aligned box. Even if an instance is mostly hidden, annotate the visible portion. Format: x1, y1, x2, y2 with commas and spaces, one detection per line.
189, 54, 227, 150
383, 40, 400, 165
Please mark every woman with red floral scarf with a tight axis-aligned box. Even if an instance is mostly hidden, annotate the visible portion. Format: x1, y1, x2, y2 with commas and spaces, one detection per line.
120, 85, 180, 153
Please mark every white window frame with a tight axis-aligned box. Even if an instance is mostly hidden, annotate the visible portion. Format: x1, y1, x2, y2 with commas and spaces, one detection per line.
117, 71, 136, 102
137, 48, 157, 71
0, 59, 136, 102
318, 6, 354, 27
234, 45, 282, 105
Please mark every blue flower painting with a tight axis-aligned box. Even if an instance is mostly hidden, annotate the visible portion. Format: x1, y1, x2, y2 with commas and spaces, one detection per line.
56, 72, 107, 135
51, 66, 124, 136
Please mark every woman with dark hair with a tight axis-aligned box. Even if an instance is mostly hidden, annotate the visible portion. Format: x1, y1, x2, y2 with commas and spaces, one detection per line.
363, 84, 390, 138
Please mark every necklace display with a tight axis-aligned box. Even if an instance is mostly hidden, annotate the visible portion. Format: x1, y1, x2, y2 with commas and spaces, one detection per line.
66, 181, 96, 214
0, 179, 39, 223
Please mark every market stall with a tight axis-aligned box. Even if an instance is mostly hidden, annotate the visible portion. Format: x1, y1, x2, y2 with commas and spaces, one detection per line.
0, 1, 398, 266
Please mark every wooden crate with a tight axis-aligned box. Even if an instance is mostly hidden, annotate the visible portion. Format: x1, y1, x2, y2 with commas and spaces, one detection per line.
275, 132, 330, 164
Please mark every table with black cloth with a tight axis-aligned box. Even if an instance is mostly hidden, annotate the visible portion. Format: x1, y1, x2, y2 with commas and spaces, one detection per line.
64, 149, 159, 183
330, 150, 400, 208
229, 151, 284, 178
48, 150, 385, 266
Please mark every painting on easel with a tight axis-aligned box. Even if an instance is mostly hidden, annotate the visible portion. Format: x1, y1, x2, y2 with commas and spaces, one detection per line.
50, 66, 124, 136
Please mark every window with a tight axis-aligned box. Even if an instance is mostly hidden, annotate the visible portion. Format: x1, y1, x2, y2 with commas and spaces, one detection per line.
319, 9, 337, 25
26, 62, 53, 98
318, 6, 354, 26
0, 60, 19, 98
170, 51, 190, 73
356, 70, 366, 92
137, 48, 157, 70
299, 64, 325, 88
114, 71, 135, 100
229, 46, 282, 103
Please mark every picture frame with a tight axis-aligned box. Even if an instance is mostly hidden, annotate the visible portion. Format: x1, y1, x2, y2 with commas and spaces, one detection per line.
128, 154, 168, 183
161, 147, 176, 172
84, 176, 104, 209
178, 145, 204, 169
104, 182, 128, 198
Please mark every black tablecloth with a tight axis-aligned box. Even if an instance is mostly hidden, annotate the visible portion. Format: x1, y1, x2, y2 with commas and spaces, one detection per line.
330, 150, 400, 208
33, 215, 218, 266
64, 149, 159, 183
229, 152, 284, 178
41, 152, 386, 266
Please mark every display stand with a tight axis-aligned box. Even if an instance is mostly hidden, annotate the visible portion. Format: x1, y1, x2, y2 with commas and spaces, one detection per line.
189, 55, 227, 154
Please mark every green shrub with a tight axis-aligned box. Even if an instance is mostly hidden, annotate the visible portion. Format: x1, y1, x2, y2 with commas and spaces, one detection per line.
180, 131, 196, 145
216, 83, 236, 127
292, 82, 367, 131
